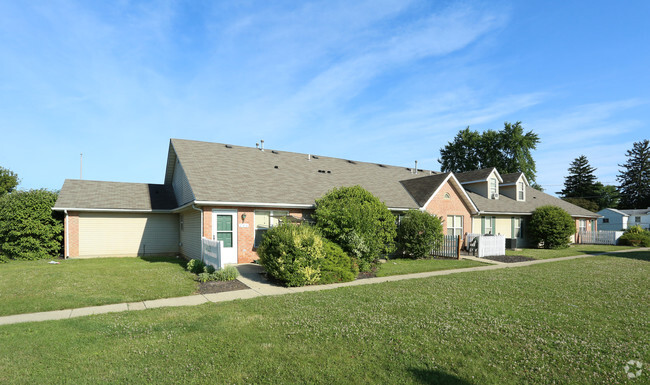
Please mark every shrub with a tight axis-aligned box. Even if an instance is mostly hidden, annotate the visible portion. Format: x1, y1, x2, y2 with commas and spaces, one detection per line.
396, 210, 444, 259
314, 185, 397, 270
197, 272, 211, 283
319, 239, 358, 284
211, 265, 240, 281
0, 189, 63, 260
618, 227, 650, 247
528, 206, 575, 249
204, 265, 216, 274
257, 223, 324, 287
186, 259, 205, 274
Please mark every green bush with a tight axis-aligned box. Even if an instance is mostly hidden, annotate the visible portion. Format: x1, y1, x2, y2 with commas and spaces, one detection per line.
204, 265, 216, 274
528, 205, 575, 249
319, 239, 358, 284
314, 185, 396, 270
197, 272, 211, 283
257, 223, 324, 287
186, 259, 205, 274
0, 189, 63, 260
211, 265, 239, 281
618, 227, 650, 247
396, 210, 444, 259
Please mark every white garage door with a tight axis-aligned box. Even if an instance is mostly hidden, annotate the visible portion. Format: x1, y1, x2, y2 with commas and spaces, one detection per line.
78, 212, 179, 257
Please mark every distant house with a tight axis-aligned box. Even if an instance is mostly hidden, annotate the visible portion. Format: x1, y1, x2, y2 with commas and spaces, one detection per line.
598, 207, 650, 230
53, 139, 599, 262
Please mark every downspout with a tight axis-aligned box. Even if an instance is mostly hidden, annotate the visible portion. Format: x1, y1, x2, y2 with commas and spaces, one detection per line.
192, 204, 203, 261
64, 210, 69, 259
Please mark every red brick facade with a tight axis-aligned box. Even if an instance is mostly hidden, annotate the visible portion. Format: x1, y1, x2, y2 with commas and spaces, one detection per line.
66, 211, 80, 257
424, 180, 473, 236
201, 206, 305, 264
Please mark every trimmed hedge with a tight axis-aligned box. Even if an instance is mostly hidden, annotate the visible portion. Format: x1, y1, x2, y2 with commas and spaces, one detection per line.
528, 205, 575, 249
396, 210, 444, 259
314, 185, 396, 271
257, 223, 324, 287
319, 239, 358, 284
0, 189, 63, 261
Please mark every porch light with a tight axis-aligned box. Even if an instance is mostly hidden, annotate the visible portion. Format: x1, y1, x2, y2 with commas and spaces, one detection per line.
241, 213, 247, 222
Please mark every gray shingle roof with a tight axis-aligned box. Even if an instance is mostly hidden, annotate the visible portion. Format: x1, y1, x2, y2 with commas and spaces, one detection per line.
618, 208, 650, 215
501, 172, 523, 185
169, 138, 434, 209
467, 186, 599, 217
400, 173, 451, 207
54, 180, 177, 210
455, 168, 498, 183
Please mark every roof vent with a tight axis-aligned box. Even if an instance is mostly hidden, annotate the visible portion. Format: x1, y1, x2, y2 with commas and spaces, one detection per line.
256, 142, 259, 149
378, 164, 387, 168
272, 150, 279, 154
308, 154, 311, 161
274, 165, 279, 169
327, 170, 331, 174
414, 160, 418, 174
225, 144, 232, 148
347, 160, 356, 164
312, 155, 319, 159
260, 139, 264, 151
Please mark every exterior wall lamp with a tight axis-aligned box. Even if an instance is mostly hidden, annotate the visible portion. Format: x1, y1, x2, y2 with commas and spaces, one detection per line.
241, 213, 247, 222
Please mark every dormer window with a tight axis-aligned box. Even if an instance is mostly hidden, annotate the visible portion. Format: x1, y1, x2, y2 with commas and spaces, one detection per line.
517, 181, 525, 201
489, 178, 497, 199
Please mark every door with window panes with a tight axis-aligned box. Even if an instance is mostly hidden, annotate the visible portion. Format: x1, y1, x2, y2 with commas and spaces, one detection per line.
212, 210, 238, 265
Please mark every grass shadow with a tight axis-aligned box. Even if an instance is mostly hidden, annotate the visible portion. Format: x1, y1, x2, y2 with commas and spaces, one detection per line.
139, 255, 188, 267
602, 250, 650, 262
409, 368, 474, 385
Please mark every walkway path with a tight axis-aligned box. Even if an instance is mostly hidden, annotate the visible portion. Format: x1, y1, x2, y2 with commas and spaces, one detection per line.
0, 248, 645, 326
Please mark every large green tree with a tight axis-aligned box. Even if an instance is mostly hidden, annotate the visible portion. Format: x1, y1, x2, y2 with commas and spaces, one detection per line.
593, 183, 620, 210
439, 121, 540, 185
559, 155, 598, 200
0, 167, 19, 196
617, 139, 650, 209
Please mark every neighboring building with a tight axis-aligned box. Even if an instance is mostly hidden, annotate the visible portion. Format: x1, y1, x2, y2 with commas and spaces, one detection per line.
53, 139, 599, 262
616, 208, 650, 230
596, 208, 630, 231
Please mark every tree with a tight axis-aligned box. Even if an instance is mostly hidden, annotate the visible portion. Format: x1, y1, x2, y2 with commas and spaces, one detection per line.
396, 210, 444, 259
439, 121, 540, 183
528, 205, 575, 249
559, 155, 599, 200
0, 189, 63, 261
617, 139, 650, 209
0, 167, 19, 196
313, 186, 397, 271
593, 183, 620, 210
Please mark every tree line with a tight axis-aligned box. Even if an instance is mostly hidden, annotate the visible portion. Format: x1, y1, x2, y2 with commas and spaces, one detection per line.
439, 123, 649, 211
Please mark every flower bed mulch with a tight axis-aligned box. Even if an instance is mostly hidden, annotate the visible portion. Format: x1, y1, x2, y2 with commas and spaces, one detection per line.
198, 279, 250, 294
484, 255, 536, 263
356, 266, 378, 279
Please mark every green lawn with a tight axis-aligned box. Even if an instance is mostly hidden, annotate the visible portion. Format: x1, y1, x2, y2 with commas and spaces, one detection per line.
0, 252, 647, 384
0, 256, 197, 316
506, 244, 640, 259
377, 257, 487, 277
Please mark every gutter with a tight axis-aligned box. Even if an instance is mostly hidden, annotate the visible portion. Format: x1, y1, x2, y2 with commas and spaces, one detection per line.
192, 204, 204, 261
64, 210, 69, 259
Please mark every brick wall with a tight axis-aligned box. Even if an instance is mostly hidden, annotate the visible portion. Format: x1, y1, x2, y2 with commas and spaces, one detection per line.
201, 206, 305, 264
66, 211, 79, 257
424, 181, 472, 236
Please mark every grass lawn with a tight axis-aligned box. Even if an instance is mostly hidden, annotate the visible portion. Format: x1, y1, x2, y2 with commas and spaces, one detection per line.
506, 244, 640, 259
0, 252, 647, 384
377, 257, 487, 277
0, 256, 197, 316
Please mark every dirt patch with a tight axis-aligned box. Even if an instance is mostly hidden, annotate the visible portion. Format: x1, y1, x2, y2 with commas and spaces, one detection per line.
485, 255, 536, 263
357, 266, 378, 279
198, 279, 249, 294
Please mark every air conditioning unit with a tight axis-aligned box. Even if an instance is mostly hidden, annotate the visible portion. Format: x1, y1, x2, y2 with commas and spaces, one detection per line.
492, 193, 499, 199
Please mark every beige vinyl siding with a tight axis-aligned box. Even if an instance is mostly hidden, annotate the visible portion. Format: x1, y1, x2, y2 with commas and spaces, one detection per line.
78, 213, 179, 257
172, 160, 194, 206
180, 208, 201, 260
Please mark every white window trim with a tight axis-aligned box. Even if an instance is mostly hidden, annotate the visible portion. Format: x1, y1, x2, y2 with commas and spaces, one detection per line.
447, 215, 463, 237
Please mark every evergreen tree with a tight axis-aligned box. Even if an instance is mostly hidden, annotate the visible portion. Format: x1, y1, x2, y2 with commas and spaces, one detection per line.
617, 139, 650, 208
559, 155, 598, 200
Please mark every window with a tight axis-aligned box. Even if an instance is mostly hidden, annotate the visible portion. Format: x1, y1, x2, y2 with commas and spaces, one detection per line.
447, 215, 463, 237
636, 216, 641, 223
489, 178, 497, 198
603, 218, 610, 223
513, 217, 522, 238
579, 219, 586, 232
216, 214, 234, 247
484, 216, 493, 234
443, 192, 450, 200
517, 182, 524, 201
254, 210, 289, 247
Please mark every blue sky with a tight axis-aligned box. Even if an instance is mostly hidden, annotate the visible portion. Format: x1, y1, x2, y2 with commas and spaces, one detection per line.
1, 1, 648, 195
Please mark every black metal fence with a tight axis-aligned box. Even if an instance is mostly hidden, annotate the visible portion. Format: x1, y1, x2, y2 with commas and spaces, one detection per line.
431, 235, 461, 259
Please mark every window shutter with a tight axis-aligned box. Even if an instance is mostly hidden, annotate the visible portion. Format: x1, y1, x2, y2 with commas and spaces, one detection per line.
511, 217, 515, 238
481, 216, 485, 234
492, 217, 496, 234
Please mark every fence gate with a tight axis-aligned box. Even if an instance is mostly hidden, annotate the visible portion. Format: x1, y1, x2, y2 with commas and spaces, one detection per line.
431, 235, 461, 259
201, 237, 223, 269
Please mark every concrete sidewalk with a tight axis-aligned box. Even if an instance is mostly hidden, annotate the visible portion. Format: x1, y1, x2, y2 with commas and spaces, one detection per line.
1, 248, 646, 326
